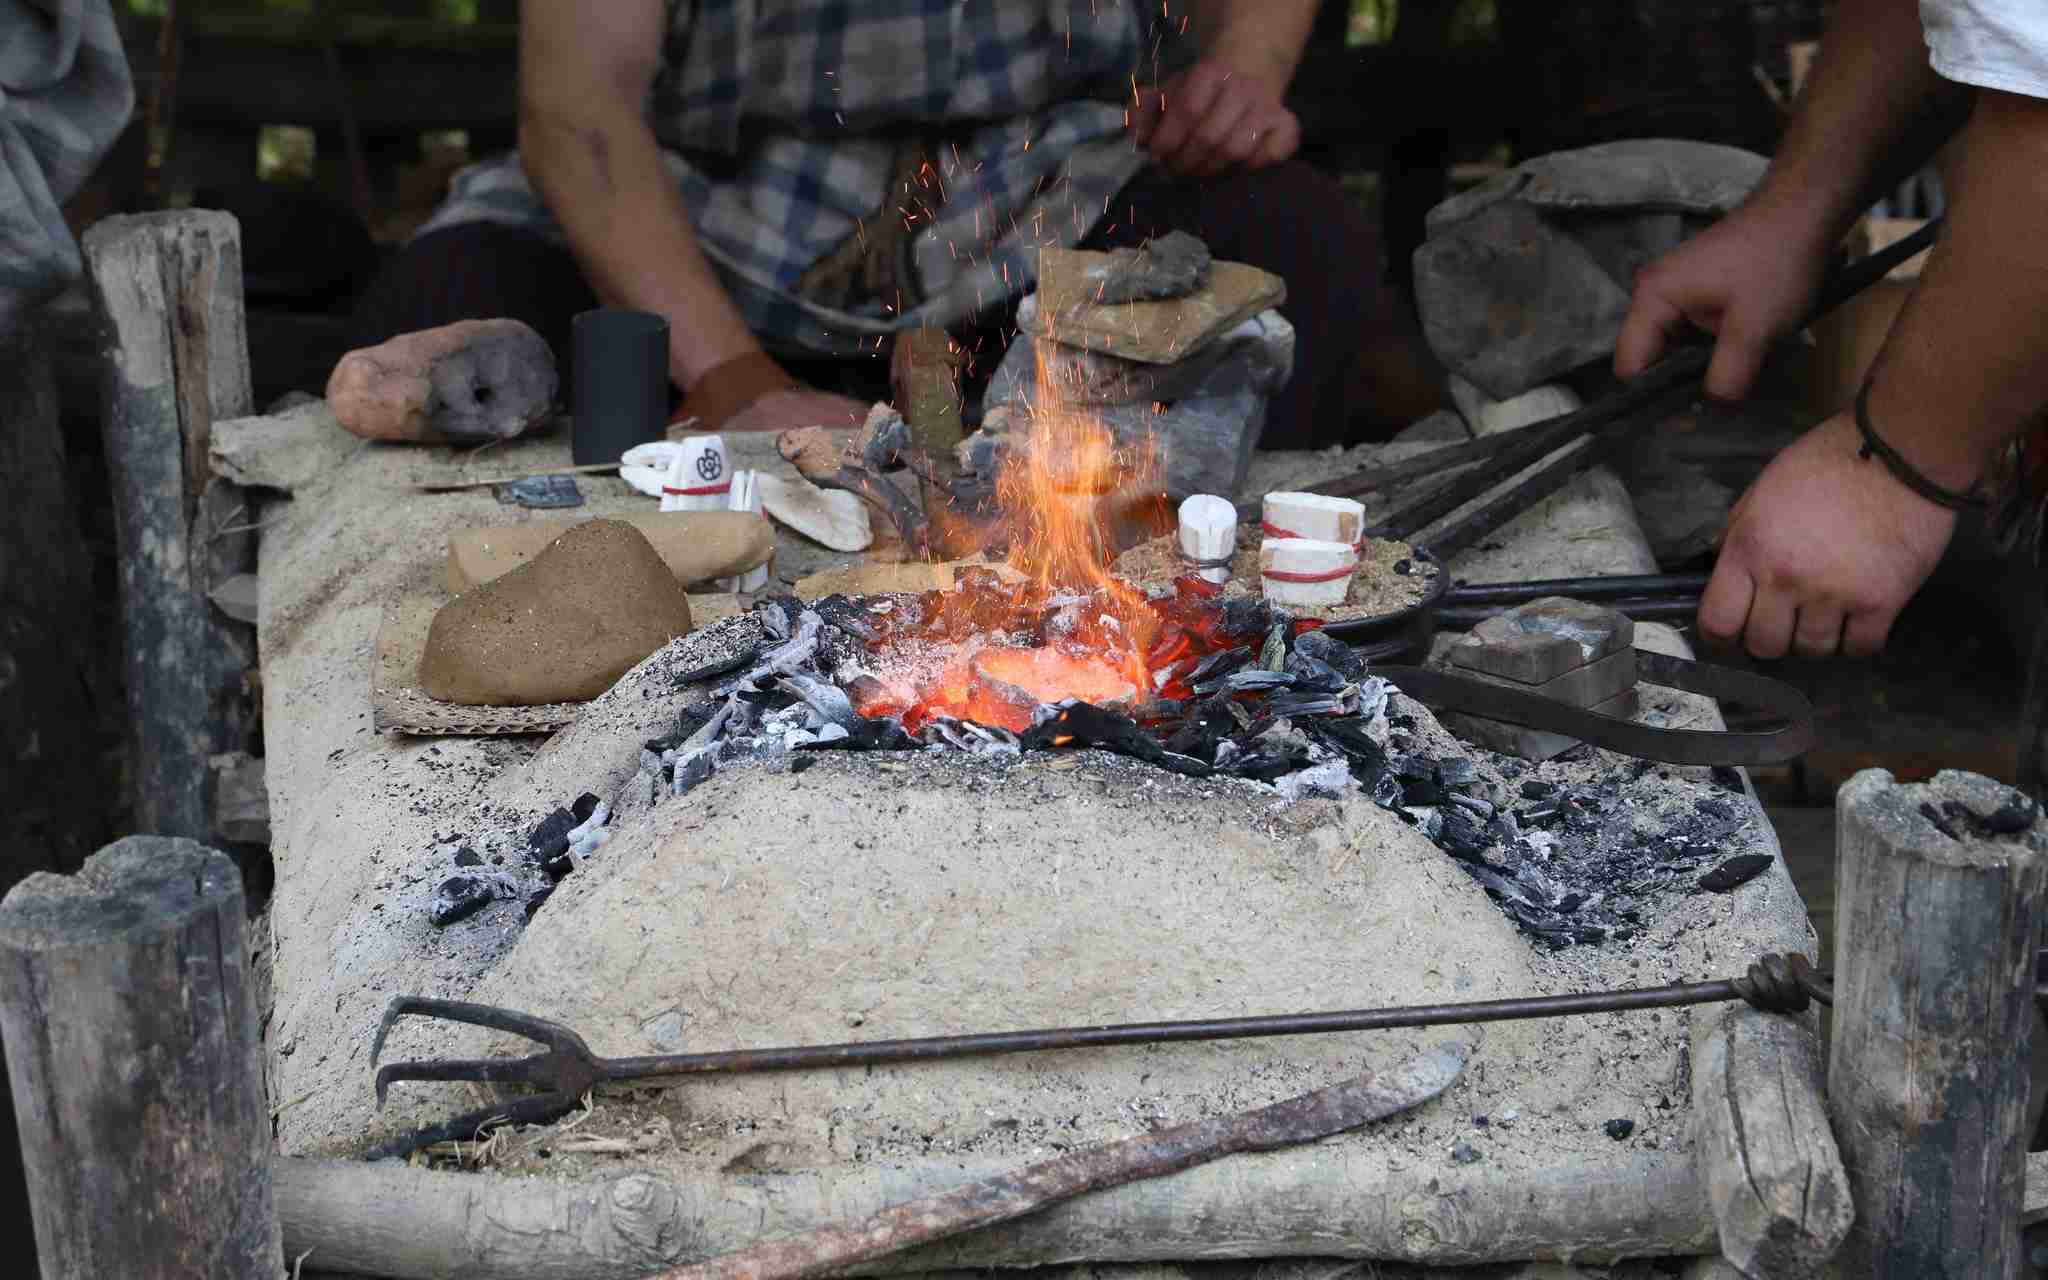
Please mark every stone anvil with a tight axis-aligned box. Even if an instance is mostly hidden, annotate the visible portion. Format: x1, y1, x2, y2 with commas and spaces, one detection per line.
977, 239, 1295, 500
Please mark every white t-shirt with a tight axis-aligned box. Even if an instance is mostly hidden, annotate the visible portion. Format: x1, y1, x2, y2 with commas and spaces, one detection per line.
1923, 0, 2048, 97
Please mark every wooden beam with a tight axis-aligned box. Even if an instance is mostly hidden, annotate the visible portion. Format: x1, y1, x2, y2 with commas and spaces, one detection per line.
83, 211, 258, 841
1828, 768, 2048, 1276
0, 837, 280, 1277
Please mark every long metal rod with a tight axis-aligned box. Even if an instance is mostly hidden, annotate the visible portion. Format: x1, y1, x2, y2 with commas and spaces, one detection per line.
592, 978, 1757, 1082
1446, 572, 1711, 607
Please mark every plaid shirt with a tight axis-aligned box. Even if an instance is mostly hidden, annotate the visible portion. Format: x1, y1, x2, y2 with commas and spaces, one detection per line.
421, 0, 1158, 357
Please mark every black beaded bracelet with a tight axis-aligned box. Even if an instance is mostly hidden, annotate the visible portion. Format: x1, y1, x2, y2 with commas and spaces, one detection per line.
1853, 379, 1987, 512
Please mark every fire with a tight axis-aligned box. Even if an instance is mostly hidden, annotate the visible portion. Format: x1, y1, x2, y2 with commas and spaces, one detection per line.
852, 330, 1175, 732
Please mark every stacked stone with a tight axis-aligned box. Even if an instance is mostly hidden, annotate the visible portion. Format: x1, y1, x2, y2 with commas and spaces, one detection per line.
1438, 597, 1639, 761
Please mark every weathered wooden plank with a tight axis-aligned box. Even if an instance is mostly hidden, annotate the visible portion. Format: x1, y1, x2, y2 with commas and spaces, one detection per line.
0, 837, 279, 1277
82, 211, 258, 840
1827, 768, 2048, 1277
1691, 1001, 1852, 1278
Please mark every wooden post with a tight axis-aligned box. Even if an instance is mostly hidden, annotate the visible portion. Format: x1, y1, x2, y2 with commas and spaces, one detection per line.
1828, 768, 2048, 1277
82, 211, 258, 841
0, 836, 280, 1277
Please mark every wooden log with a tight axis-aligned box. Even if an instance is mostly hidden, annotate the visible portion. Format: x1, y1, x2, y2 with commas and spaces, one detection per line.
82, 211, 258, 841
1691, 1001, 1852, 1278
1828, 768, 2048, 1277
0, 836, 280, 1278
274, 1145, 1715, 1280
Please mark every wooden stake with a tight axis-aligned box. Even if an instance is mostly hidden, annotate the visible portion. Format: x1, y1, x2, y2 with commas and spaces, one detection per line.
1177, 494, 1237, 585
0, 837, 280, 1278
83, 211, 258, 841
1828, 768, 2048, 1277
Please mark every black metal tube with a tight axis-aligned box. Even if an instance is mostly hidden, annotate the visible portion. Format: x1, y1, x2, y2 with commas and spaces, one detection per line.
1436, 597, 1701, 627
595, 979, 1746, 1083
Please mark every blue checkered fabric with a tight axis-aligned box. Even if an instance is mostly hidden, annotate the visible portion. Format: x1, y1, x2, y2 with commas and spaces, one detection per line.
420, 0, 1156, 357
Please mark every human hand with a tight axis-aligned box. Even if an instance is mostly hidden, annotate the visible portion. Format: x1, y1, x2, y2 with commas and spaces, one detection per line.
1700, 412, 1956, 659
1130, 59, 1300, 179
1614, 203, 1834, 400
717, 388, 868, 434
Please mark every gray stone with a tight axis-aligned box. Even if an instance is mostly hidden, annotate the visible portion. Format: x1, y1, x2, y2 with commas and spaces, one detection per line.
1450, 597, 1634, 685
1441, 686, 1641, 762
1415, 140, 1767, 400
1453, 646, 1637, 709
1094, 230, 1212, 304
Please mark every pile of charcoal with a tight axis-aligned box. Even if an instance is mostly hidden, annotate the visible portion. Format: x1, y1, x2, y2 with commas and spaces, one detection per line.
447, 595, 1775, 951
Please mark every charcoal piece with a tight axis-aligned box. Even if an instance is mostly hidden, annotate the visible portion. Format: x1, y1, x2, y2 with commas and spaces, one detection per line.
1404, 806, 1446, 842
526, 806, 577, 863
1259, 620, 1289, 671
1698, 853, 1773, 892
1710, 765, 1745, 792
1187, 645, 1253, 684
1464, 863, 1535, 908
1229, 745, 1313, 782
777, 673, 860, 729
1446, 792, 1495, 822
1918, 801, 1961, 841
1395, 756, 1437, 783
524, 886, 555, 919
1216, 668, 1296, 694
1439, 805, 1491, 860
1400, 777, 1446, 807
1393, 559, 1412, 575
542, 849, 576, 882
1024, 702, 1212, 777
1436, 757, 1479, 787
1694, 797, 1735, 821
430, 875, 496, 926
1388, 713, 1416, 730
1264, 693, 1351, 719
1985, 794, 2039, 835
811, 593, 880, 642
1094, 229, 1213, 303
1165, 697, 1241, 764
671, 751, 717, 796
813, 626, 865, 677
571, 793, 601, 823
1219, 597, 1274, 639
453, 847, 482, 867
1283, 651, 1345, 692
1450, 1141, 1483, 1165
1557, 891, 1587, 914
1291, 629, 1366, 680
754, 594, 804, 633
1370, 771, 1404, 809
493, 474, 582, 508
796, 718, 918, 752
1604, 1119, 1635, 1141
1520, 780, 1555, 800
675, 645, 760, 687
789, 754, 818, 775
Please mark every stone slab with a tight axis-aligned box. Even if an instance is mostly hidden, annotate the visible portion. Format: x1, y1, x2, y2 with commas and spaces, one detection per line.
443, 511, 773, 593
1454, 646, 1638, 709
1441, 686, 1641, 762
1450, 597, 1634, 685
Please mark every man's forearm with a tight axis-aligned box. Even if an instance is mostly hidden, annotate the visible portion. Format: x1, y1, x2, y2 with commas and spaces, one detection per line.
1187, 0, 1316, 87
1751, 0, 1967, 251
1866, 88, 2048, 491
520, 108, 759, 387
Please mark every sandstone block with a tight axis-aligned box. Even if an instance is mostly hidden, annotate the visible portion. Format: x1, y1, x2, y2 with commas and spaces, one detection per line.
326, 318, 555, 444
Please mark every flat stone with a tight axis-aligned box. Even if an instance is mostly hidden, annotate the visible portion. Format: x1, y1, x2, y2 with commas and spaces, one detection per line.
1032, 247, 1285, 365
420, 519, 694, 705
1441, 686, 1641, 762
444, 511, 774, 593
1451, 646, 1637, 709
1450, 597, 1634, 685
